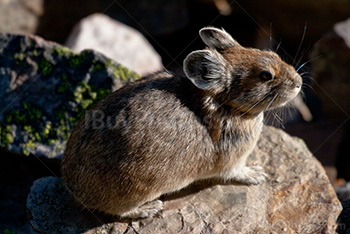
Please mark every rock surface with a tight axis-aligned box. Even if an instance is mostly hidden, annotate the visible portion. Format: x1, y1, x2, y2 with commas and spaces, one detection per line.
65, 13, 163, 76
26, 126, 342, 233
310, 17, 350, 119
0, 0, 43, 34
0, 33, 140, 158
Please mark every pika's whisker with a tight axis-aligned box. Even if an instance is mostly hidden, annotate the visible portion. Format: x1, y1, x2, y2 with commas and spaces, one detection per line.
239, 94, 269, 118
266, 94, 278, 110
296, 55, 322, 72
293, 22, 307, 66
276, 41, 282, 53
299, 71, 312, 77
272, 112, 285, 129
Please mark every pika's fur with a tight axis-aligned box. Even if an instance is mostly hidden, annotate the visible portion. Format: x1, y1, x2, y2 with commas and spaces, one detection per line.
62, 27, 302, 218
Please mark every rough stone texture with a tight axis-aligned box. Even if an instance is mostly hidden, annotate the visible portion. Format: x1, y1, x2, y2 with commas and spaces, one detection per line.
65, 13, 163, 76
26, 126, 341, 233
0, 34, 140, 158
309, 17, 350, 119
0, 0, 43, 34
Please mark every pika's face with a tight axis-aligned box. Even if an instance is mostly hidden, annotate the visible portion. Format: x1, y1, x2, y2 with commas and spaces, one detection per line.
184, 27, 302, 116
222, 49, 302, 115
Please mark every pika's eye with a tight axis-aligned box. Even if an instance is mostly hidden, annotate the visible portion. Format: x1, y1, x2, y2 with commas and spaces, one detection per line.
259, 71, 273, 81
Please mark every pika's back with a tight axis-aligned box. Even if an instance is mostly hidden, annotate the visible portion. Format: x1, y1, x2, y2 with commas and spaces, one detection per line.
62, 72, 216, 208
74, 72, 214, 163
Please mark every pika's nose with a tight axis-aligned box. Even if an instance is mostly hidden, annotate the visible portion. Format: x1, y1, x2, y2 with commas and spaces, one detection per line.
294, 74, 302, 89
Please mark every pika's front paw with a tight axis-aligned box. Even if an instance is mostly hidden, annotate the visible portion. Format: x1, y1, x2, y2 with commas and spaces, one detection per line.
120, 200, 163, 219
231, 166, 267, 185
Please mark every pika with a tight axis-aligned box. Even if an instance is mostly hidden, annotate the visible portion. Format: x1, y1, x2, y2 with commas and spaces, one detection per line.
62, 27, 302, 218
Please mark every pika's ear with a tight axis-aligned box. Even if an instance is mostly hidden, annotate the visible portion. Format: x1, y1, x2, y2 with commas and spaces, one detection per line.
199, 27, 240, 50
183, 50, 226, 92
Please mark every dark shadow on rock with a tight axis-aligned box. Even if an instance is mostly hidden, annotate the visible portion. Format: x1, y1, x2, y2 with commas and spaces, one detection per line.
161, 178, 244, 202
0, 149, 60, 233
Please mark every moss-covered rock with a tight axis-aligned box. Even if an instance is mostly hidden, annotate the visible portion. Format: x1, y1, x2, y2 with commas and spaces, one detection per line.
0, 34, 140, 158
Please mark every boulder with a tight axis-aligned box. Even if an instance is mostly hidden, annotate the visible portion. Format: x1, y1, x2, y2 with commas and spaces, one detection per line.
0, 34, 140, 158
309, 17, 350, 119
65, 14, 163, 76
0, 0, 43, 34
26, 126, 341, 233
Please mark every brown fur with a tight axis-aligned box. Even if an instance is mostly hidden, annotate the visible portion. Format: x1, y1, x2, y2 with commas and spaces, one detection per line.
62, 27, 302, 218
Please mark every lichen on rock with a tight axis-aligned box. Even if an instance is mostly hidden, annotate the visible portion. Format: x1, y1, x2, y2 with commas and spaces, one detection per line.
0, 34, 140, 158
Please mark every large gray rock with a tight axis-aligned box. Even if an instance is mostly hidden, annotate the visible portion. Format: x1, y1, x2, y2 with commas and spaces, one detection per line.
0, 34, 140, 158
0, 0, 43, 34
310, 17, 350, 119
26, 126, 341, 233
65, 14, 163, 76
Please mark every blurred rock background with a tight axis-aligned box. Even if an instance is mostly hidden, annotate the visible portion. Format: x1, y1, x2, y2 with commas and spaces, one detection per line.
1, 0, 350, 233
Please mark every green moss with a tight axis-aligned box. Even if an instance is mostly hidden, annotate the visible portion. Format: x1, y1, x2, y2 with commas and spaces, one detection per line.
28, 38, 35, 48
23, 139, 37, 156
0, 125, 14, 147
39, 59, 53, 76
43, 121, 52, 137
14, 53, 25, 61
2, 229, 17, 234
6, 110, 26, 125
23, 102, 42, 120
56, 120, 70, 140
57, 74, 70, 93
69, 52, 87, 68
96, 88, 111, 99
92, 63, 104, 73
2, 47, 141, 158
53, 46, 73, 57
2, 102, 56, 152
105, 60, 140, 81
5, 133, 14, 144
73, 82, 97, 109
117, 64, 140, 81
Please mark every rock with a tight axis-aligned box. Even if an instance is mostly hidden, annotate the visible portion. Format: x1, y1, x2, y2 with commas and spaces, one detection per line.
309, 17, 350, 118
36, 0, 189, 44
334, 18, 350, 48
65, 13, 163, 76
26, 126, 341, 233
36, 0, 102, 44
0, 33, 140, 158
0, 0, 44, 34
